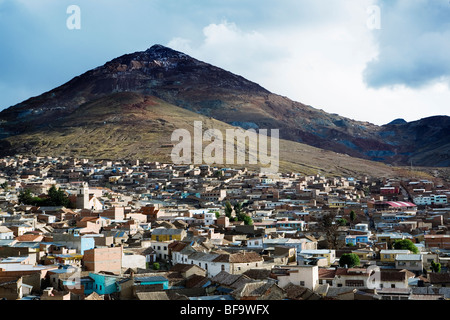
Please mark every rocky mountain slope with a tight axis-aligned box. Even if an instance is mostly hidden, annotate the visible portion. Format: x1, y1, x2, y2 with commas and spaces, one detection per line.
0, 44, 448, 173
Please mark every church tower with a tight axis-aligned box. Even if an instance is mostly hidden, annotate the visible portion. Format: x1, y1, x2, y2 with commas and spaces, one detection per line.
76, 182, 90, 209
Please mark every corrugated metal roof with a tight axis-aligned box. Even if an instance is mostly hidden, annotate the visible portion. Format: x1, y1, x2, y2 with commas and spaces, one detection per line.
135, 276, 168, 283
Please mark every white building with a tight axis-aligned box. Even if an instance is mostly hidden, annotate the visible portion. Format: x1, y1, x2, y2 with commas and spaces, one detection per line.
395, 254, 423, 272
151, 241, 171, 260
0, 226, 14, 240
414, 195, 447, 206
273, 265, 319, 291
175, 250, 265, 277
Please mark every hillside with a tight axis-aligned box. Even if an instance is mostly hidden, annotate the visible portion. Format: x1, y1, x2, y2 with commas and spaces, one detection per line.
0, 44, 448, 176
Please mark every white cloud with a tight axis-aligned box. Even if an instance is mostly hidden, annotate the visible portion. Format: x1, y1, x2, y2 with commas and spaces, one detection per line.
167, 1, 450, 125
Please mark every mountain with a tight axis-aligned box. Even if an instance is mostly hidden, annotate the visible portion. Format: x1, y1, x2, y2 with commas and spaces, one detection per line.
0, 44, 448, 174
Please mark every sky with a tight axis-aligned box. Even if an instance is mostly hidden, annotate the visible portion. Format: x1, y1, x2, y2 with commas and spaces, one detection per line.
0, 0, 449, 126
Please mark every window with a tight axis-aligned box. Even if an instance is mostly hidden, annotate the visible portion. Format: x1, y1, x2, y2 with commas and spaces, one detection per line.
221, 265, 225, 271
391, 284, 395, 288
300, 281, 305, 287
345, 280, 364, 287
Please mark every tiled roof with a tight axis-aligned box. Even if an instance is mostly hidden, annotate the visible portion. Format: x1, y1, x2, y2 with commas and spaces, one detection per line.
185, 274, 210, 288
318, 269, 336, 279
213, 252, 263, 263
211, 271, 252, 289
335, 268, 370, 276
429, 273, 450, 284
380, 270, 408, 282
243, 269, 271, 280
170, 263, 202, 273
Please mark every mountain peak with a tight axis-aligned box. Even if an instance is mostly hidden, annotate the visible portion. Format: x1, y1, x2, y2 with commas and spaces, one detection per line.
386, 118, 407, 125
143, 44, 190, 61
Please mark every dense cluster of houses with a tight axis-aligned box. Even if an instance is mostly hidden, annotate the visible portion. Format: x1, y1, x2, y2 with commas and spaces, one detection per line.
0, 155, 449, 301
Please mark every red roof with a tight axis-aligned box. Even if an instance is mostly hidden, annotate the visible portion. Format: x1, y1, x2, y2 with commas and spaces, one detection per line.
384, 201, 416, 207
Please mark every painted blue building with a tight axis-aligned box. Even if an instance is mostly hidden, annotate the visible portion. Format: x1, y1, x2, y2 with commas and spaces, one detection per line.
134, 276, 169, 290
88, 273, 121, 295
345, 235, 370, 246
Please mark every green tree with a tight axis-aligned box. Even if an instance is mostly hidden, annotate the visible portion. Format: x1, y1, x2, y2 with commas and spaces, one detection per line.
233, 202, 243, 216
349, 210, 356, 227
18, 189, 36, 205
339, 253, 360, 268
337, 218, 347, 226
46, 185, 71, 207
431, 261, 441, 273
224, 201, 233, 218
393, 239, 419, 254
238, 213, 253, 226
18, 185, 72, 208
152, 262, 160, 270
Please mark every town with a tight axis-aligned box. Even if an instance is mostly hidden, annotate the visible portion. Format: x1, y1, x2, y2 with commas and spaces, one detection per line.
0, 155, 449, 301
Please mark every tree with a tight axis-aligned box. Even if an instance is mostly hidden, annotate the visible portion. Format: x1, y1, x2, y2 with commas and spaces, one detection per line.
238, 213, 253, 226
339, 253, 360, 268
233, 202, 243, 216
393, 239, 419, 254
233, 202, 253, 225
18, 185, 72, 208
431, 261, 441, 273
349, 210, 356, 227
337, 218, 347, 226
224, 201, 233, 218
320, 213, 343, 249
152, 262, 160, 270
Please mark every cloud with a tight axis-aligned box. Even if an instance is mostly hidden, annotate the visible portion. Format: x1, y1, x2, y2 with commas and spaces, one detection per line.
363, 0, 450, 89
168, 21, 287, 83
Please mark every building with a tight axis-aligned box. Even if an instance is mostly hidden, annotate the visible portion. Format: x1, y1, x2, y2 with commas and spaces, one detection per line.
201, 189, 227, 202
185, 251, 265, 277
271, 265, 319, 290
151, 228, 186, 242
424, 235, 450, 250
151, 241, 171, 261
83, 246, 123, 274
413, 195, 447, 206
52, 233, 96, 255
395, 254, 423, 273
379, 250, 411, 264
0, 226, 14, 240
333, 268, 372, 289
298, 249, 336, 267
373, 201, 417, 212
